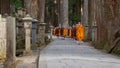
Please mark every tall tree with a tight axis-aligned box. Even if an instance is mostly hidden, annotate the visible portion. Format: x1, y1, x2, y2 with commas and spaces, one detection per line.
24, 0, 38, 18
0, 0, 10, 14
38, 0, 45, 22
81, 0, 89, 40
30, 0, 38, 18
88, 0, 120, 54
24, 0, 31, 14
95, 0, 107, 49
60, 0, 68, 28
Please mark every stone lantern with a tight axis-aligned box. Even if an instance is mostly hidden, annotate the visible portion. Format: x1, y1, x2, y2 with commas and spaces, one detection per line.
17, 8, 23, 17
22, 14, 33, 55
38, 23, 46, 45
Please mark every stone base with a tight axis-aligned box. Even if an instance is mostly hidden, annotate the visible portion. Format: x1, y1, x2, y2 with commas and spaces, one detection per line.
31, 45, 37, 50
23, 50, 32, 56
4, 59, 17, 68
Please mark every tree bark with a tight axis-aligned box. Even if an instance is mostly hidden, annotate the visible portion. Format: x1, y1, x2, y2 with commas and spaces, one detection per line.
30, 0, 38, 18
60, 0, 68, 28
0, 0, 10, 14
82, 0, 89, 40
24, 0, 38, 18
24, 0, 32, 14
38, 0, 45, 22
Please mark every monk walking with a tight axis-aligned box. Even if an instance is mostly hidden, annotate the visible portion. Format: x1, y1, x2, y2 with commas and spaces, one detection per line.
76, 22, 84, 44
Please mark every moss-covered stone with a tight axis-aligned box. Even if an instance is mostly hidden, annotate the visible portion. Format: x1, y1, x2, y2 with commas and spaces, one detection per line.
95, 42, 105, 49
103, 42, 110, 52
112, 42, 120, 55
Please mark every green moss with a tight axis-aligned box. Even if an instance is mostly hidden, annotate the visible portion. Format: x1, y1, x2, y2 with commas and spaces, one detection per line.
36, 39, 41, 47
36, 35, 51, 47
95, 42, 105, 49
112, 42, 120, 55
113, 48, 120, 55
16, 36, 25, 56
103, 42, 110, 52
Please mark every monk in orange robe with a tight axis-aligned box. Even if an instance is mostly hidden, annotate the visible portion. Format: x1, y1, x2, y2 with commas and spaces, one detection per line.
72, 25, 76, 40
68, 27, 72, 38
76, 22, 84, 41
63, 28, 67, 37
58, 27, 61, 37
60, 27, 67, 37
53, 27, 56, 36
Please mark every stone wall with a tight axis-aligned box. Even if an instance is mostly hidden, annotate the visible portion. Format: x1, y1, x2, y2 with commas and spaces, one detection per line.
0, 15, 6, 60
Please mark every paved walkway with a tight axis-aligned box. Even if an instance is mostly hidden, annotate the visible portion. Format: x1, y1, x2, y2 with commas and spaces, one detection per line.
38, 37, 120, 68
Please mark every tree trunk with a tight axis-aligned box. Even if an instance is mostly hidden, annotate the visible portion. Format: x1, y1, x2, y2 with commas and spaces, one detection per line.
0, 0, 10, 14
24, 0, 32, 14
24, 0, 38, 18
38, 0, 45, 22
60, 0, 68, 28
82, 0, 89, 40
30, 0, 38, 18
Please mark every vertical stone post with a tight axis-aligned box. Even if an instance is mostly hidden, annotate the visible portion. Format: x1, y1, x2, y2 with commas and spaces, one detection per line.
22, 14, 33, 55
38, 23, 46, 45
32, 19, 38, 50
0, 16, 7, 60
4, 16, 16, 68
0, 14, 1, 21
92, 21, 97, 45
50, 26, 53, 40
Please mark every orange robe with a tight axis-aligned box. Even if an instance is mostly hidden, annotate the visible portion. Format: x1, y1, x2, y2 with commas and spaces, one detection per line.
76, 24, 84, 41
63, 28, 67, 37
72, 27, 76, 39
58, 28, 61, 37
68, 28, 72, 38
53, 28, 56, 36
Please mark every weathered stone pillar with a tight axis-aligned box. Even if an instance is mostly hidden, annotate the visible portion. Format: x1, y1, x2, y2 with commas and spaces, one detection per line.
38, 23, 46, 45
4, 16, 17, 68
92, 22, 97, 45
0, 15, 1, 21
50, 26, 54, 40
22, 14, 32, 55
32, 19, 38, 50
0, 16, 7, 60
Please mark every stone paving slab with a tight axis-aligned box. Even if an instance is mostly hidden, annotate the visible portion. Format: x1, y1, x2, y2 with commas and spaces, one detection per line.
38, 37, 120, 68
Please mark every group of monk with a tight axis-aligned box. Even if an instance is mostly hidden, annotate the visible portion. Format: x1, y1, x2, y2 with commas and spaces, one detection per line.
53, 22, 85, 42
53, 27, 67, 37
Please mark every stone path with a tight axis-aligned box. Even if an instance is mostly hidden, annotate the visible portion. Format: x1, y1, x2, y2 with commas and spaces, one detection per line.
38, 37, 120, 68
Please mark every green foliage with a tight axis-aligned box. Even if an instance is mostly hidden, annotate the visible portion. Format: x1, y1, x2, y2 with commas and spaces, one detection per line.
10, 0, 22, 9
69, 0, 81, 9
36, 38, 42, 47
45, 0, 55, 17
46, 0, 55, 12
112, 42, 120, 55
69, 0, 76, 10
69, 0, 81, 24
69, 14, 81, 22
115, 48, 120, 55
103, 42, 110, 51
45, 0, 81, 26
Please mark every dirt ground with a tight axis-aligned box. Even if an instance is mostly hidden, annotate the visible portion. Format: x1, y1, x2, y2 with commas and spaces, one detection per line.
0, 46, 45, 68
17, 46, 46, 68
